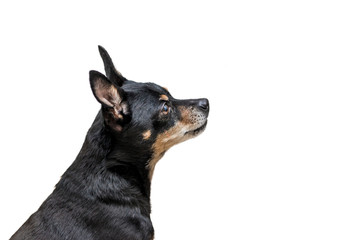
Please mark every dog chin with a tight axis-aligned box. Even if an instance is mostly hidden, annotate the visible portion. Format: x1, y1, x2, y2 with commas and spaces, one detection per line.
185, 120, 207, 137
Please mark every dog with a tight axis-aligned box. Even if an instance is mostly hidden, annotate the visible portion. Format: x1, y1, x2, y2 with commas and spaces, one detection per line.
10, 46, 209, 240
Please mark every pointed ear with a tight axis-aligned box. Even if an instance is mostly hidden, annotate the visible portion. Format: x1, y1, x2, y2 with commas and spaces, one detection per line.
89, 71, 129, 128
89, 70, 122, 107
98, 45, 127, 86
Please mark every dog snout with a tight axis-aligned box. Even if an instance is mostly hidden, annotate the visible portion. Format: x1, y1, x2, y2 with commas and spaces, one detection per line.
178, 98, 210, 116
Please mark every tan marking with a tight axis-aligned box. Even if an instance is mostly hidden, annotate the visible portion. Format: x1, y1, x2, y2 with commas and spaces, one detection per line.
178, 106, 195, 124
142, 130, 152, 140
162, 86, 169, 92
148, 122, 193, 180
159, 94, 169, 101
147, 106, 200, 180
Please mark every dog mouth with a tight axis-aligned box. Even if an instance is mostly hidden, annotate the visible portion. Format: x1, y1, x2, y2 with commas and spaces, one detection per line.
185, 120, 208, 136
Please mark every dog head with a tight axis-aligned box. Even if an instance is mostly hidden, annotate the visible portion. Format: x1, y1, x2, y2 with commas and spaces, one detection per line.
90, 46, 209, 179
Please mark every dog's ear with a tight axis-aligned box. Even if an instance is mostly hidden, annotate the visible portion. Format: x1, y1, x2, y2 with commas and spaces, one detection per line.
90, 70, 129, 131
98, 45, 127, 87
89, 70, 122, 108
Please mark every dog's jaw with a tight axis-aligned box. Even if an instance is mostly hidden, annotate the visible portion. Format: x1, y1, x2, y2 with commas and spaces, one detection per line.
185, 120, 208, 137
147, 105, 208, 180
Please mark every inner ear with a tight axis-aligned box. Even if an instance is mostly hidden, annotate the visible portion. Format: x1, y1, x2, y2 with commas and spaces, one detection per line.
90, 71, 121, 106
95, 83, 121, 108
90, 70, 127, 121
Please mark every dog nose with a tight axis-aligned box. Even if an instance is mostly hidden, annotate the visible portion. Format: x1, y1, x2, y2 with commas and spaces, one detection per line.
198, 98, 209, 112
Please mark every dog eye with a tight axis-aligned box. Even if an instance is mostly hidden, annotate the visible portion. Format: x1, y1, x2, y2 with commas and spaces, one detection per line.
161, 102, 170, 114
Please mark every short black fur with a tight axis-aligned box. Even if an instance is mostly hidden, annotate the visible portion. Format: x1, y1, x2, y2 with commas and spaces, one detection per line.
10, 46, 209, 240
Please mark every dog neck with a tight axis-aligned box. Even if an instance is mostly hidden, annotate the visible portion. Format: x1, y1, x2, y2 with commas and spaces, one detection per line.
56, 112, 152, 214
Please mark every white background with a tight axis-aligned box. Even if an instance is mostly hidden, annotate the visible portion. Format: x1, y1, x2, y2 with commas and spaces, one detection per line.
1, 1, 359, 239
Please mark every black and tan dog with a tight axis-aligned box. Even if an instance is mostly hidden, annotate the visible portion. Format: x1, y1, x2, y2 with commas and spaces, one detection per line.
10, 46, 209, 240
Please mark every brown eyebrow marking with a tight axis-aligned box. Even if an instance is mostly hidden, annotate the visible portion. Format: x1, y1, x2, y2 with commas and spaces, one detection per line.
159, 94, 169, 101
162, 86, 169, 92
